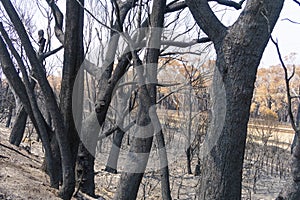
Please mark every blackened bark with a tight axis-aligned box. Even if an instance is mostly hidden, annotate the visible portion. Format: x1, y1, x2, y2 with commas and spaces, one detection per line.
0, 33, 59, 188
186, 88, 193, 175
114, 0, 169, 199
113, 82, 153, 200
144, 0, 172, 199
94, 0, 137, 125
60, 0, 85, 197
105, 129, 125, 174
76, 111, 101, 196
186, 0, 284, 199
1, 1, 75, 198
9, 77, 36, 147
45, 0, 64, 44
5, 104, 13, 127
154, 128, 172, 200
76, 143, 95, 196
105, 85, 128, 174
9, 106, 27, 146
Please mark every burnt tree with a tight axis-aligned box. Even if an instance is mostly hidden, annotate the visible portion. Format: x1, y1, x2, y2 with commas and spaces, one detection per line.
186, 0, 284, 199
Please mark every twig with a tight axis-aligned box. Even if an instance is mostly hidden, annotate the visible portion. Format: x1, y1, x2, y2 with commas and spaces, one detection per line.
98, 120, 136, 140
293, 0, 300, 6
270, 36, 297, 131
40, 46, 63, 60
208, 0, 246, 10
74, 0, 120, 33
0, 142, 40, 162
0, 154, 9, 159
281, 18, 300, 25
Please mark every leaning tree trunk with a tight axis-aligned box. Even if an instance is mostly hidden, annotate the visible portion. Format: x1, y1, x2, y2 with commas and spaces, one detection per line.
186, 0, 284, 199
105, 127, 126, 174
9, 79, 37, 146
9, 105, 27, 146
105, 83, 128, 174
5, 104, 13, 127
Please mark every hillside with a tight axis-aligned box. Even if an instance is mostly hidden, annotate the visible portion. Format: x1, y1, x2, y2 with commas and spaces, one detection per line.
0, 125, 102, 200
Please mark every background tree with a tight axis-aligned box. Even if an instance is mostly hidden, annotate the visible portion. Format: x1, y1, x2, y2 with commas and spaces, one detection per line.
271, 37, 300, 199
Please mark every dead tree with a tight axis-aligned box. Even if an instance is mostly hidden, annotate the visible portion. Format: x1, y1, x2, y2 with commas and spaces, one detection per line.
186, 0, 284, 199
271, 37, 300, 200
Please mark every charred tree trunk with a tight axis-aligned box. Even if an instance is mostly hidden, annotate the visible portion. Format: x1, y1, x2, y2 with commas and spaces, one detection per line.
155, 129, 172, 200
113, 83, 154, 200
186, 0, 284, 199
114, 0, 168, 199
186, 87, 193, 175
5, 104, 13, 127
59, 0, 85, 197
105, 84, 128, 174
9, 105, 27, 146
144, 0, 171, 198
9, 79, 36, 146
76, 142, 95, 196
105, 129, 125, 174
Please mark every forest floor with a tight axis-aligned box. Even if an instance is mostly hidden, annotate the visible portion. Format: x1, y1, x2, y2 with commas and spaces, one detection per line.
0, 125, 61, 200
0, 123, 294, 200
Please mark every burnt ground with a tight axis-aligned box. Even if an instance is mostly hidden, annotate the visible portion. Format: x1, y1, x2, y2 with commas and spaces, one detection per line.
0, 124, 293, 200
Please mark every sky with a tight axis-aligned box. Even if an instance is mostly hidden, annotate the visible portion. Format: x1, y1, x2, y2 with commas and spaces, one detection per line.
48, 0, 300, 68
3, 0, 299, 70
261, 0, 300, 67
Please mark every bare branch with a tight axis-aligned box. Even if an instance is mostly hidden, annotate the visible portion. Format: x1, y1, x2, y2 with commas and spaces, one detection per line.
186, 0, 227, 43
293, 0, 300, 6
282, 18, 300, 25
161, 37, 211, 47
160, 51, 204, 56
271, 36, 297, 132
289, 65, 296, 81
208, 0, 246, 10
74, 0, 120, 33
98, 120, 136, 140
41, 45, 63, 60
45, 0, 64, 44
165, 1, 187, 12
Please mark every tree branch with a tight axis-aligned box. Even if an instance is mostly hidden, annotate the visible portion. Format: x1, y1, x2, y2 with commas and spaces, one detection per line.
41, 45, 63, 60
74, 0, 120, 33
271, 36, 297, 132
208, 0, 246, 10
45, 0, 64, 44
98, 120, 136, 140
185, 0, 227, 43
282, 18, 300, 25
0, 142, 39, 162
293, 0, 300, 6
161, 37, 211, 47
165, 1, 187, 12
